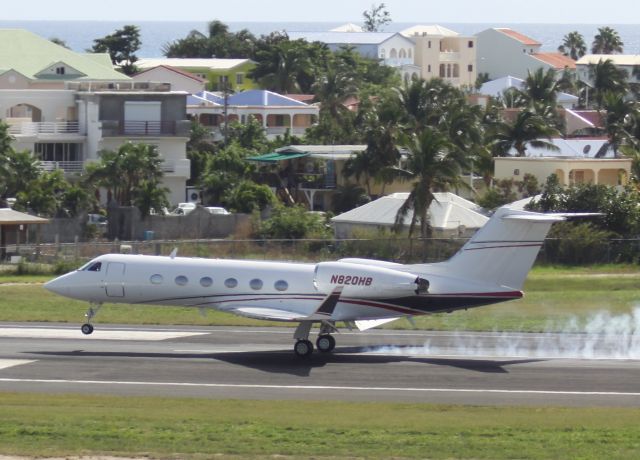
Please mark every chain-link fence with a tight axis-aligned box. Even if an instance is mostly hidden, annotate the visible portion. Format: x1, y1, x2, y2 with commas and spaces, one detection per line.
4, 236, 640, 268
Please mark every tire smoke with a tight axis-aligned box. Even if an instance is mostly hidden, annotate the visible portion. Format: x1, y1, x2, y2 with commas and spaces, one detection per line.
367, 308, 640, 359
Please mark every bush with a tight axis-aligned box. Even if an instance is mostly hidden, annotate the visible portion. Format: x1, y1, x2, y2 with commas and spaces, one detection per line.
258, 205, 332, 240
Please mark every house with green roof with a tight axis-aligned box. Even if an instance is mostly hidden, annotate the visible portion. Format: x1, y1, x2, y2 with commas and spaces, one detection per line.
0, 29, 192, 206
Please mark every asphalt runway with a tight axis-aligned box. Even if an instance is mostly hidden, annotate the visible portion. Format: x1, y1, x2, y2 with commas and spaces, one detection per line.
0, 322, 639, 407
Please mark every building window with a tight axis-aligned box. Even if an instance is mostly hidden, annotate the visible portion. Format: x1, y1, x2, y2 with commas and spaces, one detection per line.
236, 73, 244, 85
249, 279, 263, 290
514, 169, 520, 176
274, 280, 289, 291
34, 143, 82, 162
150, 274, 163, 284
468, 64, 473, 72
175, 275, 188, 286
56, 67, 65, 75
427, 65, 431, 73
468, 40, 474, 48
225, 278, 238, 288
200, 276, 213, 287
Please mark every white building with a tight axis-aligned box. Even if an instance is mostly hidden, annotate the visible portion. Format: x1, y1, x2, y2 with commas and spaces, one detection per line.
0, 29, 191, 206
576, 54, 640, 86
401, 25, 477, 87
476, 28, 576, 80
132, 65, 206, 94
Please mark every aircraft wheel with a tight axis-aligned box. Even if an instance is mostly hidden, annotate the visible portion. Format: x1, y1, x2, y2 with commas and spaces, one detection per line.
316, 334, 336, 353
294, 339, 313, 357
81, 323, 94, 335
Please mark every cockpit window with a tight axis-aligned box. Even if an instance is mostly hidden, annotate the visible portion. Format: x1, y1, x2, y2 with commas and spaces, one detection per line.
87, 262, 102, 272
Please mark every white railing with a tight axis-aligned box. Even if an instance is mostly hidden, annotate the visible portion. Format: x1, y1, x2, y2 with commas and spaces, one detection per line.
8, 121, 80, 136
39, 161, 85, 173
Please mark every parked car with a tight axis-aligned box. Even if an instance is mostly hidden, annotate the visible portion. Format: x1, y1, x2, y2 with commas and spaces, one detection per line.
171, 202, 197, 215
204, 206, 230, 215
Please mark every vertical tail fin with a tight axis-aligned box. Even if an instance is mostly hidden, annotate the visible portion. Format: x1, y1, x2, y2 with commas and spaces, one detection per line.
429, 207, 565, 290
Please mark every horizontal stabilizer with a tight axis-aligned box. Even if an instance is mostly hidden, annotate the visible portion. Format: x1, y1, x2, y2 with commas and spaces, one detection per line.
355, 317, 401, 331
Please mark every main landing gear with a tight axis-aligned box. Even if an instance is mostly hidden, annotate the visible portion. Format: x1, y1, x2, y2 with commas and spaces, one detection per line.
293, 321, 337, 357
81, 303, 102, 335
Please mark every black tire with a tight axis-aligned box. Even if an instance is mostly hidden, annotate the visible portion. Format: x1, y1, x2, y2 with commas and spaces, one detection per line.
81, 323, 94, 335
316, 334, 336, 353
294, 339, 313, 357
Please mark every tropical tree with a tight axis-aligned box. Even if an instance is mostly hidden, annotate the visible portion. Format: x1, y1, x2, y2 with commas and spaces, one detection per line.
558, 31, 587, 60
163, 20, 256, 58
362, 3, 392, 32
394, 127, 470, 238
587, 58, 628, 108
601, 91, 638, 155
331, 184, 370, 213
249, 39, 321, 93
91, 25, 141, 76
591, 26, 624, 54
490, 110, 560, 157
85, 143, 168, 216
519, 68, 559, 108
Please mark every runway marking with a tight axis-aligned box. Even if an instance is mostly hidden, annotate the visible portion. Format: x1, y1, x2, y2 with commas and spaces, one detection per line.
0, 377, 638, 398
0, 328, 207, 341
0, 360, 35, 370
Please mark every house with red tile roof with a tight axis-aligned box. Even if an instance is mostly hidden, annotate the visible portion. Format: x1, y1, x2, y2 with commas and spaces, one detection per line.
132, 65, 206, 94
476, 28, 576, 80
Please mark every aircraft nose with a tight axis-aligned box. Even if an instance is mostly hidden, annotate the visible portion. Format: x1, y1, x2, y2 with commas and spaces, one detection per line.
44, 276, 70, 297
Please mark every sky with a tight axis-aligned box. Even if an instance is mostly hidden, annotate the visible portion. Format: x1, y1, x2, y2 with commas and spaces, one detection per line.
3, 0, 639, 23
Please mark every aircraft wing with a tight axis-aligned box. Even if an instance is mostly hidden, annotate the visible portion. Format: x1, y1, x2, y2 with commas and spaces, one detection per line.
355, 317, 401, 331
229, 287, 344, 322
228, 306, 304, 321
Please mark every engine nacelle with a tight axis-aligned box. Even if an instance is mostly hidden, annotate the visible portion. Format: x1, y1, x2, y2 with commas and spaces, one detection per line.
314, 261, 428, 298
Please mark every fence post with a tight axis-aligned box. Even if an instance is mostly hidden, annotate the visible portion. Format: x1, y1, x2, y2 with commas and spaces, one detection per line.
74, 236, 79, 260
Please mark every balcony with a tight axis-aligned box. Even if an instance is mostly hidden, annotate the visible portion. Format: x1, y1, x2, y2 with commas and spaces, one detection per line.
296, 173, 336, 190
7, 121, 80, 136
39, 161, 84, 173
101, 120, 190, 137
439, 51, 461, 62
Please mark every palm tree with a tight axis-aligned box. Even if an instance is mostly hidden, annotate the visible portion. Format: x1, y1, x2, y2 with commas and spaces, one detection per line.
490, 111, 560, 157
592, 26, 624, 54
520, 68, 559, 108
588, 58, 628, 108
558, 31, 587, 60
601, 91, 638, 155
394, 127, 471, 238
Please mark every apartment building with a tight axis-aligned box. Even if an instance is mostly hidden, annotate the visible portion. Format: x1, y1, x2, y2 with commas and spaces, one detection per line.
0, 29, 190, 205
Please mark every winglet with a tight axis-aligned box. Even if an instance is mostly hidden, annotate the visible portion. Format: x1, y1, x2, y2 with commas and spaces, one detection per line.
169, 248, 178, 259
304, 286, 343, 320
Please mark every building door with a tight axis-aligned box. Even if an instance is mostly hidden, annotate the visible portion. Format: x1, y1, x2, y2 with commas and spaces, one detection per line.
105, 262, 125, 297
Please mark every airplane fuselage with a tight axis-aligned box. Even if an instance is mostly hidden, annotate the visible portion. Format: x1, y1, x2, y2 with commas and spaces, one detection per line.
46, 253, 522, 322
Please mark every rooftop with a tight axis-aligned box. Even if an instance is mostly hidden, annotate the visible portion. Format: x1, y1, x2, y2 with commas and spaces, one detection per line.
134, 65, 206, 83
495, 28, 541, 46
401, 24, 459, 38
532, 52, 576, 70
287, 31, 409, 45
136, 58, 252, 70
576, 54, 640, 66
0, 29, 128, 82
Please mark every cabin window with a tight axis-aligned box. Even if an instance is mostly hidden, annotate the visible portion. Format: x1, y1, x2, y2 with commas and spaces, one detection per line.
150, 274, 163, 284
225, 278, 238, 288
200, 276, 213, 287
175, 275, 188, 286
249, 279, 263, 290
87, 262, 102, 272
274, 280, 289, 291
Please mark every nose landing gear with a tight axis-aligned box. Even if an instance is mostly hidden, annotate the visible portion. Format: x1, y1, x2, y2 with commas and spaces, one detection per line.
81, 303, 102, 335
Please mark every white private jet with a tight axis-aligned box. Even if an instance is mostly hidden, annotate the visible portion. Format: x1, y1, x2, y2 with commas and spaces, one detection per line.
44, 206, 575, 357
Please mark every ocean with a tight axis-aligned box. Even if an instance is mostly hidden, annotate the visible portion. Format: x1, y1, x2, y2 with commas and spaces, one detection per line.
1, 20, 639, 58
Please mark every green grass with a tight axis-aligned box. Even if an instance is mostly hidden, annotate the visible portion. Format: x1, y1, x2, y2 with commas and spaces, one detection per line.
0, 266, 638, 332
0, 393, 639, 459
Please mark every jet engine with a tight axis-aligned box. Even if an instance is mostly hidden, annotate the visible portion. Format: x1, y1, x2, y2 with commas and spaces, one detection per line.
314, 261, 428, 298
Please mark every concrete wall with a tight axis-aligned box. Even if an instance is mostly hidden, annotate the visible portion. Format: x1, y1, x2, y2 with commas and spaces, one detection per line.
476, 29, 545, 80
107, 206, 249, 241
